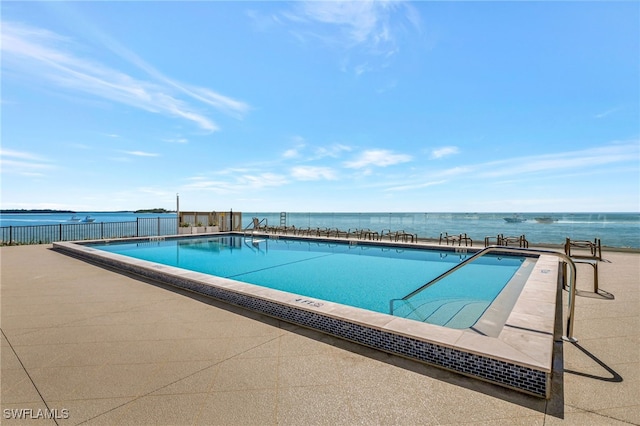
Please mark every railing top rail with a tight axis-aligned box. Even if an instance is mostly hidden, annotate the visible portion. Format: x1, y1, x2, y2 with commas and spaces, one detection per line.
1, 217, 179, 245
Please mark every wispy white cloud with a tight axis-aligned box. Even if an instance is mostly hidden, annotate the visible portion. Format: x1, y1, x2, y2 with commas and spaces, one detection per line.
478, 142, 639, 178
291, 166, 338, 181
289, 1, 395, 48
282, 141, 352, 162
344, 149, 412, 169
376, 79, 398, 94
0, 21, 249, 132
182, 172, 289, 193
175, 138, 639, 209
64, 10, 251, 119
385, 179, 447, 192
283, 148, 301, 159
275, 1, 421, 74
0, 148, 48, 162
0, 160, 51, 175
181, 177, 236, 194
163, 137, 189, 144
312, 143, 352, 159
210, 167, 253, 176
438, 166, 474, 177
594, 107, 621, 119
237, 173, 289, 189
180, 86, 250, 119
122, 151, 160, 157
354, 62, 373, 76
381, 141, 639, 192
282, 136, 307, 159
0, 148, 56, 176
283, 146, 304, 159
246, 9, 283, 32
136, 187, 175, 197
430, 146, 460, 159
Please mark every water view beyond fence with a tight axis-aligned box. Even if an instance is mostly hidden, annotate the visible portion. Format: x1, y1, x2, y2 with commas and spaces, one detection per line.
243, 212, 640, 249
1, 212, 638, 248
1, 217, 178, 245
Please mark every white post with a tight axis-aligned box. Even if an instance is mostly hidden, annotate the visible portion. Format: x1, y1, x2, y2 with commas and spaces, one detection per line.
176, 193, 180, 234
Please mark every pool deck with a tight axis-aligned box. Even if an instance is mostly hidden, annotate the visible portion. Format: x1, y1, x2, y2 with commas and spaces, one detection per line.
1, 243, 638, 425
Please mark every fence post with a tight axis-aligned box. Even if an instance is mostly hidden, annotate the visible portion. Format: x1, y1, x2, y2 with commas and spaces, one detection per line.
9, 226, 12, 245
101, 222, 104, 239
136, 218, 139, 237
157, 217, 160, 236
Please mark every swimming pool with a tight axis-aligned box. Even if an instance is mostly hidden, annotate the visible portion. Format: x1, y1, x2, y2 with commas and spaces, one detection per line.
90, 236, 527, 329
53, 233, 560, 398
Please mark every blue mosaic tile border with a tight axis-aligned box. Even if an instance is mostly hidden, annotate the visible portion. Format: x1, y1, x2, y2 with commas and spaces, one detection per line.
54, 243, 549, 398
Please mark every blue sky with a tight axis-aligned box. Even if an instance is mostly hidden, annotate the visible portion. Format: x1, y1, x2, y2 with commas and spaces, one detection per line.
1, 1, 638, 213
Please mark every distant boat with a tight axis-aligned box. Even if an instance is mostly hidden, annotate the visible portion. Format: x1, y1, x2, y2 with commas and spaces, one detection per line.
81, 216, 96, 223
534, 217, 558, 224
68, 216, 81, 222
503, 214, 527, 223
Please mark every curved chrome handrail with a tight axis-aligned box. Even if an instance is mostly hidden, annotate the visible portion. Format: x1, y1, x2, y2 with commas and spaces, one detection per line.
390, 245, 578, 342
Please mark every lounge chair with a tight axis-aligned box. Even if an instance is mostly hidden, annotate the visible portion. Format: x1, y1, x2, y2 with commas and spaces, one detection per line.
439, 232, 458, 245
380, 229, 396, 242
326, 228, 348, 238
565, 237, 602, 260
347, 228, 363, 239
380, 229, 405, 242
356, 228, 379, 240
395, 230, 418, 243
275, 225, 295, 235
295, 227, 314, 236
502, 234, 528, 248
563, 237, 603, 293
484, 234, 504, 247
439, 232, 472, 246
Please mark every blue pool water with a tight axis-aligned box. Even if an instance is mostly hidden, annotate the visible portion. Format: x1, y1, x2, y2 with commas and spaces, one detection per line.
90, 236, 527, 328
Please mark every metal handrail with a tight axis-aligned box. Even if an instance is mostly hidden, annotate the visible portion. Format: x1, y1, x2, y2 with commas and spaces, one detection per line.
243, 217, 268, 234
390, 245, 578, 342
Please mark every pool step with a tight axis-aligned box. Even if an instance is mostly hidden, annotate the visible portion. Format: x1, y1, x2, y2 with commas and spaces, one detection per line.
393, 298, 490, 329
444, 302, 490, 328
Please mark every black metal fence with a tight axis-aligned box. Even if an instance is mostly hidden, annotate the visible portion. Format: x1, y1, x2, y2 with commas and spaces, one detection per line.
0, 217, 178, 245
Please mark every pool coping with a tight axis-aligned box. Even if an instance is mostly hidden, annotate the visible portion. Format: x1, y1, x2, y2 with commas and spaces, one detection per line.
52, 234, 560, 398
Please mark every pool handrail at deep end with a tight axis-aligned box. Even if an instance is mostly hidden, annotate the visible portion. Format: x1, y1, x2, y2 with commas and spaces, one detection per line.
390, 245, 578, 342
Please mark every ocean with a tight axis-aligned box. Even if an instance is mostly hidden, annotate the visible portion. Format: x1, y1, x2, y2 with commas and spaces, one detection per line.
0, 211, 176, 227
1, 211, 638, 249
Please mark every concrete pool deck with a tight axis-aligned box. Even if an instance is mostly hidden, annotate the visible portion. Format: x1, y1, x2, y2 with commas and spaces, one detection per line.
1, 244, 638, 425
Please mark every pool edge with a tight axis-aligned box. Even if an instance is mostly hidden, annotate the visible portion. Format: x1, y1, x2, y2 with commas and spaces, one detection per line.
52, 237, 557, 398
